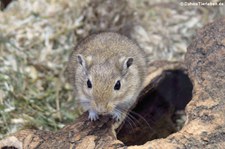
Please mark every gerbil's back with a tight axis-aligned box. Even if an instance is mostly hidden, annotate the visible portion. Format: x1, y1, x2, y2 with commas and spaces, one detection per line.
75, 32, 145, 64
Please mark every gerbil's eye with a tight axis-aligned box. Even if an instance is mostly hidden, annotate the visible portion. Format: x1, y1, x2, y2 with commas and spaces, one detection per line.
114, 80, 121, 90
87, 79, 92, 88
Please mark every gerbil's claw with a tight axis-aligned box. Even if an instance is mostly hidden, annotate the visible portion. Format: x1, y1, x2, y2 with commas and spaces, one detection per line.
88, 110, 99, 121
112, 111, 121, 121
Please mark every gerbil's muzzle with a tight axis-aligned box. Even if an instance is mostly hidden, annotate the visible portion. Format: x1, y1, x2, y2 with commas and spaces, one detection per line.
96, 103, 114, 115
97, 106, 107, 114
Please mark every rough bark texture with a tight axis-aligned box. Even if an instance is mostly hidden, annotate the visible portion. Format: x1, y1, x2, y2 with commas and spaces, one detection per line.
1, 17, 225, 149
137, 17, 225, 148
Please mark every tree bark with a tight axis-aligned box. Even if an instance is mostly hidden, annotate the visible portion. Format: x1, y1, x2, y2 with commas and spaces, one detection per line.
1, 17, 225, 149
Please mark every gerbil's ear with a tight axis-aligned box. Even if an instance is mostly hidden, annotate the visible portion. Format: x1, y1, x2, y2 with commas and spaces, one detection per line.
77, 54, 85, 66
125, 57, 133, 68
120, 57, 133, 74
77, 54, 92, 70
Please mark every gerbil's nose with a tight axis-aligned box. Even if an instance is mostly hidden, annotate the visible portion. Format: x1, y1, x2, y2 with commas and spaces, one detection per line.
97, 106, 108, 114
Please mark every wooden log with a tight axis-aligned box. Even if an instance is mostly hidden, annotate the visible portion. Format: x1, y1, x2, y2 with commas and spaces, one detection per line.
1, 17, 225, 149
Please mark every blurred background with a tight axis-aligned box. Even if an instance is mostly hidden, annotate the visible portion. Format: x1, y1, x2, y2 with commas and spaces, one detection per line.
0, 0, 224, 139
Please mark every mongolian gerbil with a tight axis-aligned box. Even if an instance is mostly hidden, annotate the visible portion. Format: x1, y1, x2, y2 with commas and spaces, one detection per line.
67, 32, 147, 121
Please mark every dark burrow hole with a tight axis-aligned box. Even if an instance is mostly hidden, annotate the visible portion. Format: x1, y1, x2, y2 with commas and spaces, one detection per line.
116, 70, 193, 146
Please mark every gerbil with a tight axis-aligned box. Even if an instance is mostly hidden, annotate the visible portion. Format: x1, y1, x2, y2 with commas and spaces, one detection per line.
67, 32, 147, 121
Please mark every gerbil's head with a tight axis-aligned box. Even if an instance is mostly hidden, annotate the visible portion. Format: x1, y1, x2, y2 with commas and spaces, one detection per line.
75, 54, 139, 115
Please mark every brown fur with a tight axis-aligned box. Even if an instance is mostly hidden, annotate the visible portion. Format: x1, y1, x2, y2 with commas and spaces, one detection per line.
67, 32, 147, 119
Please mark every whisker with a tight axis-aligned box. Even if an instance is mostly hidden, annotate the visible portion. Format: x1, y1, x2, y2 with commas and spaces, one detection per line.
118, 108, 143, 128
114, 106, 141, 131
128, 111, 154, 132
114, 108, 136, 131
116, 106, 154, 132
121, 111, 139, 127
112, 103, 154, 133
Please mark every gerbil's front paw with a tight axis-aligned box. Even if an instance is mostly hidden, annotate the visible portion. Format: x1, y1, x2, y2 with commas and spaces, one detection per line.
112, 110, 122, 121
88, 110, 99, 121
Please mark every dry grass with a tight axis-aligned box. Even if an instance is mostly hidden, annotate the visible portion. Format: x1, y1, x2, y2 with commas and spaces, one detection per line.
0, 0, 89, 138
